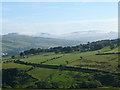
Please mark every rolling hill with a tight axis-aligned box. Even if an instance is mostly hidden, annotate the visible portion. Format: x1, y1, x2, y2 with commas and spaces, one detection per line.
2, 33, 81, 55
2, 38, 120, 88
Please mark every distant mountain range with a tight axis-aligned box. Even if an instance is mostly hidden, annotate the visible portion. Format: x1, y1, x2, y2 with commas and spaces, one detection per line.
2, 34, 81, 55
59, 31, 118, 42
2, 31, 118, 55
24, 30, 118, 43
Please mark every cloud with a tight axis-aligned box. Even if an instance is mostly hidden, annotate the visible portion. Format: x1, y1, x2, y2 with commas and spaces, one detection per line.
2, 18, 118, 35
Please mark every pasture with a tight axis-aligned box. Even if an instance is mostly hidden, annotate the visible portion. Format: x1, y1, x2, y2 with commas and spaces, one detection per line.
2, 46, 119, 88
2, 62, 32, 71
16, 47, 119, 72
27, 67, 57, 80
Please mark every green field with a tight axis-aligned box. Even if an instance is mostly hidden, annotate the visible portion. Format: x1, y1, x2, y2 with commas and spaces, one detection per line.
27, 67, 57, 80
2, 46, 120, 89
2, 62, 32, 71
2, 47, 119, 73
15, 47, 118, 72
20, 54, 63, 64
104, 46, 119, 53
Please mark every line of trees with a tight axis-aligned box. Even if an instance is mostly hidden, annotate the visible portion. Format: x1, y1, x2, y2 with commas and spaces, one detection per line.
19, 39, 119, 56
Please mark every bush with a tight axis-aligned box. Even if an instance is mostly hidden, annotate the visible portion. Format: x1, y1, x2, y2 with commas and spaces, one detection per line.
78, 80, 102, 88
94, 73, 120, 87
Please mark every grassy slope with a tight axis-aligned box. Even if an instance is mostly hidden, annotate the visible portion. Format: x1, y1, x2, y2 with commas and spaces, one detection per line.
1, 44, 119, 88
44, 53, 82, 65
104, 47, 120, 53
47, 70, 93, 88
20, 54, 63, 64
27, 67, 57, 80
2, 62, 32, 71
19, 47, 118, 72
67, 47, 118, 72
2, 34, 80, 55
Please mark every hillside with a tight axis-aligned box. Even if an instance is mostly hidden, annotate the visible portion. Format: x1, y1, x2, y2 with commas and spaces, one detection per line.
2, 43, 120, 88
2, 38, 120, 89
2, 34, 80, 55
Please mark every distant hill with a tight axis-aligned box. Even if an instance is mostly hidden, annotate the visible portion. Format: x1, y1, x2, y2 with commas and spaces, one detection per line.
2, 34, 81, 55
59, 31, 118, 42
30, 31, 118, 43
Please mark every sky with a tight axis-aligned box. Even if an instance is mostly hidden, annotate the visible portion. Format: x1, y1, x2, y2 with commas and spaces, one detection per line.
1, 2, 118, 35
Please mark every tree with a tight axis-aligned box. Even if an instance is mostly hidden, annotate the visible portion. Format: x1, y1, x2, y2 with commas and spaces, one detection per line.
80, 80, 102, 88
66, 61, 69, 64
110, 44, 114, 50
2, 68, 37, 88
35, 81, 51, 88
29, 48, 36, 54
20, 52, 25, 57
11, 55, 15, 59
80, 56, 83, 60
54, 50, 59, 54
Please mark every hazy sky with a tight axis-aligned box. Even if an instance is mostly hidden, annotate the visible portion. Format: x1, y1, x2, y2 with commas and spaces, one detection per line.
1, 2, 118, 35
